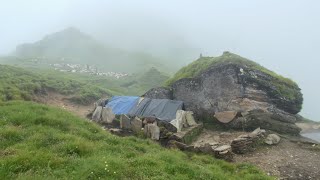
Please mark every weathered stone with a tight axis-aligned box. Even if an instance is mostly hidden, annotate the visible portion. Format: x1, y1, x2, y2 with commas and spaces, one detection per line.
101, 107, 115, 124
265, 134, 281, 145
94, 98, 108, 109
250, 127, 266, 137
214, 111, 237, 123
157, 120, 177, 133
214, 145, 231, 152
131, 117, 142, 133
185, 111, 197, 126
144, 124, 160, 140
120, 115, 131, 130
143, 87, 173, 99
213, 145, 233, 162
170, 110, 188, 132
231, 129, 265, 154
144, 54, 303, 135
198, 143, 214, 154
229, 110, 301, 135
109, 128, 123, 136
92, 106, 102, 122
231, 137, 254, 154
143, 117, 157, 124
170, 123, 203, 144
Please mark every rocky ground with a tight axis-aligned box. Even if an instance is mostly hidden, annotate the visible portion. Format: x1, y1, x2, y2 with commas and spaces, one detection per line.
236, 138, 320, 180
193, 129, 320, 180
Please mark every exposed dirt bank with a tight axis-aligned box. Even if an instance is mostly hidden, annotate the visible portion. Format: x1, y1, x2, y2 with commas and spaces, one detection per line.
34, 91, 93, 119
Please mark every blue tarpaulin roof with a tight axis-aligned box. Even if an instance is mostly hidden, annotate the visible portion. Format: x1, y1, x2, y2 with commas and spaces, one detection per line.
106, 96, 139, 115
128, 98, 183, 121
105, 96, 184, 121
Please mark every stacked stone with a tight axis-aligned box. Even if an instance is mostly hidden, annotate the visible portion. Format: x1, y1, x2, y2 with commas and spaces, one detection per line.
170, 142, 234, 162
213, 145, 233, 162
231, 128, 266, 154
230, 135, 255, 154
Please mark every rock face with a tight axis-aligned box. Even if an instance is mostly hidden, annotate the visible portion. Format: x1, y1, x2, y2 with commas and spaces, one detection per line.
144, 123, 160, 140
144, 52, 303, 135
120, 115, 131, 130
143, 87, 173, 99
214, 111, 238, 123
101, 107, 115, 124
92, 106, 103, 122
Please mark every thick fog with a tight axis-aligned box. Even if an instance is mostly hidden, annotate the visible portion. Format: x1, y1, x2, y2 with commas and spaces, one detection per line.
0, 0, 319, 121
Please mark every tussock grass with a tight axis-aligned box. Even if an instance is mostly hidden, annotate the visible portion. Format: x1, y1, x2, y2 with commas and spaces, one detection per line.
0, 101, 272, 179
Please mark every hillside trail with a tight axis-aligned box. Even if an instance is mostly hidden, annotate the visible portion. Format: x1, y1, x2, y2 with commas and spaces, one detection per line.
35, 91, 93, 119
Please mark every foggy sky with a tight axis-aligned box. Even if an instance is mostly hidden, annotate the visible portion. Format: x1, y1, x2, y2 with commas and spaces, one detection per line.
0, 0, 319, 121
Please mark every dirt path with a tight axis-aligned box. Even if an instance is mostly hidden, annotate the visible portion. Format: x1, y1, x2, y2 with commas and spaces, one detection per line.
193, 129, 320, 180
235, 139, 320, 180
34, 91, 93, 119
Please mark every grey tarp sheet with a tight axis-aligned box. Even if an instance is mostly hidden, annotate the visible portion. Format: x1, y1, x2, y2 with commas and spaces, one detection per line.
128, 98, 183, 122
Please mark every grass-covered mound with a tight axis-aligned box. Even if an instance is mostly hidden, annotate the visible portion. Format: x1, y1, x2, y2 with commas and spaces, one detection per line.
165, 52, 300, 102
0, 65, 109, 104
0, 101, 271, 179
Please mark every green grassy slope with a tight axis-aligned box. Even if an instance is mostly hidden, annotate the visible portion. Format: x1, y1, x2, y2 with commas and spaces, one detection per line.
114, 67, 169, 95
0, 101, 271, 180
0, 65, 109, 104
49, 67, 170, 96
0, 63, 170, 105
165, 52, 300, 101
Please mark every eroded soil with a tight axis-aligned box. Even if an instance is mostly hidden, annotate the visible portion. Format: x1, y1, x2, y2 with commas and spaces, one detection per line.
34, 91, 93, 119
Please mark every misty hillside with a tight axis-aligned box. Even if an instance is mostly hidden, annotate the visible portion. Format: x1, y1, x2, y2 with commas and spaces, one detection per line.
13, 27, 170, 73
0, 63, 169, 104
0, 64, 110, 104
118, 67, 169, 95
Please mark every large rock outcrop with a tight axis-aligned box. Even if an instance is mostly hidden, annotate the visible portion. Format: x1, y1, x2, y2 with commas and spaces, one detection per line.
144, 52, 303, 135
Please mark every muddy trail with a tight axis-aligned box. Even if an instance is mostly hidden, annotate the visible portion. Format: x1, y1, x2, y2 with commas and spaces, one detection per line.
34, 91, 93, 119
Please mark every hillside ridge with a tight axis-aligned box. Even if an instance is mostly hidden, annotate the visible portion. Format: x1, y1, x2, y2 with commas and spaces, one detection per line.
12, 27, 169, 73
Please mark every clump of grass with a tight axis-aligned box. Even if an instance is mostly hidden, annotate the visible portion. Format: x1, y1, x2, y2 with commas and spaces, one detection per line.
0, 101, 272, 179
